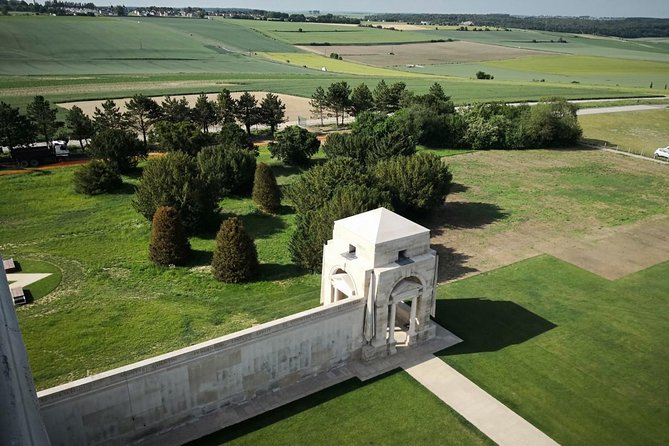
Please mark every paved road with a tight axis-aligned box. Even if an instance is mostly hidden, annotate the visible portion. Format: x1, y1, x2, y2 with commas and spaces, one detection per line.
577, 104, 668, 115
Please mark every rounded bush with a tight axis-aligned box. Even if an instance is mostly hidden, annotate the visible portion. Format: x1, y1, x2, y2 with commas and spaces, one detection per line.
252, 163, 281, 213
212, 217, 258, 283
149, 206, 191, 266
73, 160, 122, 195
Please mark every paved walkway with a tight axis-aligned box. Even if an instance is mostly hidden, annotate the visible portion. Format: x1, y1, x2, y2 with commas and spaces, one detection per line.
6, 273, 51, 288
404, 354, 559, 446
577, 104, 668, 115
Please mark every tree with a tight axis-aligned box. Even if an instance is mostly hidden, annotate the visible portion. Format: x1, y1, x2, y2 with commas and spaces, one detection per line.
373, 80, 392, 114
290, 185, 391, 271
267, 126, 320, 166
87, 128, 147, 173
326, 81, 351, 126
148, 206, 191, 266
125, 94, 160, 145
388, 81, 407, 112
310, 86, 328, 125
191, 93, 215, 133
150, 120, 213, 155
133, 151, 217, 232
259, 92, 286, 135
213, 89, 236, 126
211, 217, 258, 283
0, 102, 35, 148
372, 154, 452, 216
349, 83, 375, 116
160, 96, 190, 123
65, 106, 95, 148
72, 160, 122, 195
286, 157, 367, 214
93, 99, 126, 131
216, 122, 254, 151
196, 145, 256, 198
252, 163, 281, 213
27, 95, 59, 145
235, 92, 260, 135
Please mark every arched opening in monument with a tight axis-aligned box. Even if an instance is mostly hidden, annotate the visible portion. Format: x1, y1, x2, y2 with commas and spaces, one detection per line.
329, 268, 356, 303
386, 277, 423, 347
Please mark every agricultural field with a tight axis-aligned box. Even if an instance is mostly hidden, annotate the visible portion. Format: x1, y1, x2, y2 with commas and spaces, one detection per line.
219, 18, 434, 45
579, 108, 669, 156
298, 41, 545, 66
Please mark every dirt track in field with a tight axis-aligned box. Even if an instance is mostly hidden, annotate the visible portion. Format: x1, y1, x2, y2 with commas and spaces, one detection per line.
59, 91, 313, 122
298, 41, 547, 67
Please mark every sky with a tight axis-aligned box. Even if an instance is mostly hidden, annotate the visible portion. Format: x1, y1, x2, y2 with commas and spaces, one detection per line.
128, 0, 669, 18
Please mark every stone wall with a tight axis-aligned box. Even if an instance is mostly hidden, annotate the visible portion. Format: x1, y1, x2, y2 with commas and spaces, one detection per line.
37, 297, 366, 446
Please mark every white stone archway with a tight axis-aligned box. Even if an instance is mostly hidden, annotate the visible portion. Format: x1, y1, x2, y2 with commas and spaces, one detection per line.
326, 267, 357, 305
386, 276, 423, 347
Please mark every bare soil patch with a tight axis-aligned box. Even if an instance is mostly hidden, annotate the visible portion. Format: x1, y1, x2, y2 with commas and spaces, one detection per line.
298, 41, 546, 67
59, 91, 313, 123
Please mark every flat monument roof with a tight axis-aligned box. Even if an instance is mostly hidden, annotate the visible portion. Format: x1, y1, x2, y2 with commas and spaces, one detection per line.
334, 207, 429, 244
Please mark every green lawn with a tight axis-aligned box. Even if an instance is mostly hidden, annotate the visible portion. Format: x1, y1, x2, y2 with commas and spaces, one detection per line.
192, 371, 494, 446
579, 108, 669, 156
1, 166, 320, 389
437, 255, 669, 446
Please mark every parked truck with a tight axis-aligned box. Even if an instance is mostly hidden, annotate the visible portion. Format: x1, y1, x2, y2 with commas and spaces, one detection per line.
9, 141, 69, 167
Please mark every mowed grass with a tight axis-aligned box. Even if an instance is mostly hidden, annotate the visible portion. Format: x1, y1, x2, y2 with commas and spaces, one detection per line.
193, 371, 494, 446
579, 108, 669, 156
0, 166, 320, 389
258, 52, 430, 77
223, 19, 434, 45
437, 256, 669, 446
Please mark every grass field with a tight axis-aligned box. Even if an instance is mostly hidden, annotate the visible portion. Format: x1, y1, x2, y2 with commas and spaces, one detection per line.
437, 256, 669, 446
579, 108, 669, 156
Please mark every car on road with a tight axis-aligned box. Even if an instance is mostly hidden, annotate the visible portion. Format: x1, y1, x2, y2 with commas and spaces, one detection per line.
654, 146, 669, 160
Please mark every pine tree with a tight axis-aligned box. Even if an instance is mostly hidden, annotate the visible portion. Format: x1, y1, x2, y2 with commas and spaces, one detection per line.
211, 217, 258, 283
252, 163, 281, 213
149, 206, 191, 266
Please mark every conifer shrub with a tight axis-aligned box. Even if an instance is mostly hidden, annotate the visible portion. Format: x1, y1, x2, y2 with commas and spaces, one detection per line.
212, 217, 258, 283
72, 160, 122, 195
196, 145, 256, 198
252, 163, 281, 213
148, 206, 190, 266
133, 151, 217, 232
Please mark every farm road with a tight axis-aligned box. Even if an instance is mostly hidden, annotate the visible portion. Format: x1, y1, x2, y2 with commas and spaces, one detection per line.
577, 104, 668, 115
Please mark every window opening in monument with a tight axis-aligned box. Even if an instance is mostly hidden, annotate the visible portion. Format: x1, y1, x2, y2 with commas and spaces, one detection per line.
398, 250, 407, 262
349, 244, 356, 255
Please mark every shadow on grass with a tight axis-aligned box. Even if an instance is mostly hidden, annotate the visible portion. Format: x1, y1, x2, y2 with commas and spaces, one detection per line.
239, 211, 288, 240
187, 249, 213, 267
271, 164, 305, 181
428, 202, 508, 233
430, 246, 478, 282
257, 263, 305, 281
110, 182, 136, 195
188, 370, 401, 446
449, 182, 469, 193
435, 298, 556, 356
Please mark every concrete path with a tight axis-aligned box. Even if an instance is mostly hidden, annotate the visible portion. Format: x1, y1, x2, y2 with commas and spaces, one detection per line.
404, 355, 559, 446
6, 273, 51, 288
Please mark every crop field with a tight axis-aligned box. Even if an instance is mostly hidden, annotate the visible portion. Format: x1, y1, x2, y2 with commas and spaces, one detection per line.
419, 28, 669, 62
219, 18, 434, 45
407, 55, 669, 88
298, 41, 545, 66
0, 16, 310, 75
257, 51, 430, 77
579, 108, 669, 156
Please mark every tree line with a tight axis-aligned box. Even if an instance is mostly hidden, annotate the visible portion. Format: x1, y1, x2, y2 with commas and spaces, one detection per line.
364, 13, 669, 38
